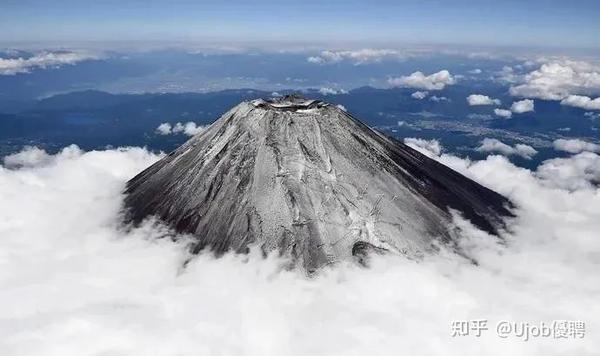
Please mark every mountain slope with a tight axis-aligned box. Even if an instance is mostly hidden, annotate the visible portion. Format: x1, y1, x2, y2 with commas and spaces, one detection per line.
124, 96, 513, 271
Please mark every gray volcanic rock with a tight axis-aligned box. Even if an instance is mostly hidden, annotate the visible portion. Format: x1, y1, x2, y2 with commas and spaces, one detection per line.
124, 96, 513, 271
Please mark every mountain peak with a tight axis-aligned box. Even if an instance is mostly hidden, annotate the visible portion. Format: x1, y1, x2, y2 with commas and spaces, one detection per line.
251, 95, 327, 111
123, 98, 513, 272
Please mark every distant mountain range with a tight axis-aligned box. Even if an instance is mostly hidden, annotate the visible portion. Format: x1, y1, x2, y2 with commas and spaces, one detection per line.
1, 88, 598, 170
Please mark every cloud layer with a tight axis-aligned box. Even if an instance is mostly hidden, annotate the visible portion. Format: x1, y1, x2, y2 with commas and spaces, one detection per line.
0, 50, 99, 75
467, 94, 501, 106
509, 60, 600, 100
535, 152, 600, 190
388, 70, 455, 90
494, 108, 512, 118
491, 99, 535, 119
404, 137, 442, 156
307, 49, 401, 65
1, 145, 599, 355
560, 95, 600, 111
476, 138, 538, 159
411, 91, 428, 100
156, 122, 206, 136
510, 99, 535, 113
318, 87, 348, 95
553, 138, 600, 154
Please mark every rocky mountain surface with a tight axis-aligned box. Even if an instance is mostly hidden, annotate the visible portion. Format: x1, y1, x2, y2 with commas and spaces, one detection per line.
124, 96, 513, 272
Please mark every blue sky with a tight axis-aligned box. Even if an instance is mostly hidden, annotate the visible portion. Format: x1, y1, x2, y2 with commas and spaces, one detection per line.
1, 0, 599, 49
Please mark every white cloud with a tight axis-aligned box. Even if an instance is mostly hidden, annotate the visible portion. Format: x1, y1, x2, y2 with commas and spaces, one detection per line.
3, 146, 52, 168
307, 49, 401, 65
468, 69, 482, 74
494, 108, 512, 119
3, 144, 83, 169
492, 100, 533, 118
336, 104, 347, 112
512, 144, 539, 159
429, 95, 450, 103
466, 94, 501, 106
584, 112, 600, 120
510, 99, 535, 114
496, 66, 521, 84
404, 137, 442, 156
560, 95, 600, 111
318, 87, 348, 96
476, 138, 538, 159
2, 145, 600, 355
174, 122, 206, 136
307, 56, 324, 64
155, 123, 172, 135
0, 50, 99, 75
553, 139, 600, 154
157, 122, 206, 137
536, 152, 600, 190
411, 91, 428, 100
388, 70, 456, 90
509, 60, 600, 100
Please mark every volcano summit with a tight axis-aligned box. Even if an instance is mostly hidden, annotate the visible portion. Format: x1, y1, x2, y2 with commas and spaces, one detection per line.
124, 96, 513, 271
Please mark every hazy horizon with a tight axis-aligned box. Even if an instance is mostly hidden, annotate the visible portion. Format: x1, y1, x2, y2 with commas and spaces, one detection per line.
2, 0, 599, 50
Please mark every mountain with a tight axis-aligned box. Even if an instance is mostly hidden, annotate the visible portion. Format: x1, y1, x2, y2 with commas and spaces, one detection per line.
123, 96, 513, 272
34, 90, 135, 111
